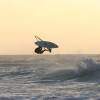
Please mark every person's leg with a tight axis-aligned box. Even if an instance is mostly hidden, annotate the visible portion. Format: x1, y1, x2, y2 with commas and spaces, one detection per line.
48, 48, 52, 53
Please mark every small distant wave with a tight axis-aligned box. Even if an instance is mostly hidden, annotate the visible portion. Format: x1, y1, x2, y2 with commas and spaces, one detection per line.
32, 96, 89, 100
0, 95, 90, 100
0, 96, 26, 100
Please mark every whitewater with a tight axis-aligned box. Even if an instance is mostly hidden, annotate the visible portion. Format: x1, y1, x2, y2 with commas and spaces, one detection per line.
0, 55, 100, 100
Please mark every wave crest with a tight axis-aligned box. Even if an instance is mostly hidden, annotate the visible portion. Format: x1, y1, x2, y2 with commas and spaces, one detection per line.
40, 58, 100, 82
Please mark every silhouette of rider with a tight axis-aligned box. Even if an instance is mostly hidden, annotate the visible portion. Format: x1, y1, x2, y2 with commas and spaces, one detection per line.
35, 46, 51, 54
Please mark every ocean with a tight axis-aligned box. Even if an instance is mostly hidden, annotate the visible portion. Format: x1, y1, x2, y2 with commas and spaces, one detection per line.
0, 55, 100, 100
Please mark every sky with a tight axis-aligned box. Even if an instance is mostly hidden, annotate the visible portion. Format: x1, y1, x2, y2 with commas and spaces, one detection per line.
0, 0, 100, 54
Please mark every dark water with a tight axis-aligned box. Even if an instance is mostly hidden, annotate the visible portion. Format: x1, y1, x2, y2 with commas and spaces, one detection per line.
0, 55, 100, 100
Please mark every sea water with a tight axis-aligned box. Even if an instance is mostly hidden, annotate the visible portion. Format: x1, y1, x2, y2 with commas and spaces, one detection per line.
0, 55, 100, 100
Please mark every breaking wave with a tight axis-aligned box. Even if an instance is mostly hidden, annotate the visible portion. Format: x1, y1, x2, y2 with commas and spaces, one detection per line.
40, 58, 100, 82
0, 55, 100, 83
0, 55, 100, 99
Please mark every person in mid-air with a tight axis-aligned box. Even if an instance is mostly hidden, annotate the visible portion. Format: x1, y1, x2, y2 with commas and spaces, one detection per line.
34, 35, 58, 54
35, 46, 51, 54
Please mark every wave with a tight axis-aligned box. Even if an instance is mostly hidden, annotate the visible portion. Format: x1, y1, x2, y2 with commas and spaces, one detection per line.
0, 96, 90, 100
0, 56, 100, 83
40, 58, 100, 82
76, 59, 100, 81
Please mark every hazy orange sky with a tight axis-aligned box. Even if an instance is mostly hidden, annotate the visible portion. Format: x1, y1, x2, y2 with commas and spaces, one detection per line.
0, 0, 100, 54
